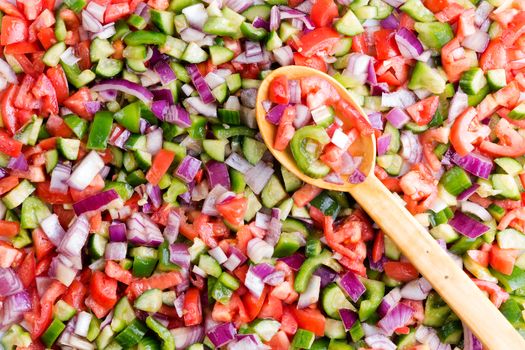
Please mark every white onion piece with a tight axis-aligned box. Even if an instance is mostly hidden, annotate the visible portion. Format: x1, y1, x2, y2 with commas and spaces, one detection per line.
182, 3, 208, 29
297, 275, 321, 309
460, 201, 492, 221
208, 246, 228, 264
247, 238, 274, 263
68, 151, 105, 190
75, 312, 93, 337
60, 47, 80, 66
0, 58, 17, 84
462, 31, 490, 53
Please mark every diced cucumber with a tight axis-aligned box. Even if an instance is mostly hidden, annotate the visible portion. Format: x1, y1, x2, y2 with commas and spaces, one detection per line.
96, 57, 123, 77
3, 180, 35, 209
459, 67, 487, 95
252, 319, 280, 342
414, 22, 454, 50
486, 68, 506, 91
199, 254, 222, 278
324, 319, 346, 339
491, 174, 521, 200
53, 300, 77, 321
322, 283, 355, 319
242, 4, 271, 21
494, 157, 523, 176
203, 139, 228, 162
335, 9, 364, 36
43, 42, 67, 67
400, 0, 435, 22
508, 102, 525, 121
150, 10, 175, 35
181, 42, 208, 63
261, 175, 287, 208
408, 61, 446, 94
497, 229, 525, 250
209, 45, 235, 65
242, 137, 267, 165
112, 297, 137, 332
90, 38, 115, 62
377, 154, 403, 176
134, 289, 163, 313
57, 137, 81, 160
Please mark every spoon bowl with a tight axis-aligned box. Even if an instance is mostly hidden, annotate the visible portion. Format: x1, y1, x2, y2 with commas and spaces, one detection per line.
255, 66, 525, 349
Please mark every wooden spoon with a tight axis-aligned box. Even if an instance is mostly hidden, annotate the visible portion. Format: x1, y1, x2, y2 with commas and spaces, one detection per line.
255, 66, 525, 349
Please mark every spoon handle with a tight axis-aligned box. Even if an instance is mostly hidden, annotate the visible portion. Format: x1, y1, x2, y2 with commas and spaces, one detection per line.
348, 175, 525, 349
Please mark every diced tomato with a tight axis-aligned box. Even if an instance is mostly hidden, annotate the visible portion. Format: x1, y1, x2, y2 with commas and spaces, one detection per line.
293, 52, 327, 72
351, 33, 369, 54
105, 260, 133, 284
63, 87, 93, 120
480, 118, 525, 157
310, 0, 338, 27
216, 197, 247, 228
450, 107, 491, 156
293, 184, 323, 207
441, 38, 477, 82
269, 75, 290, 105
374, 29, 400, 60
291, 307, 326, 336
266, 331, 291, 350
297, 27, 341, 57
90, 271, 118, 309
32, 228, 55, 260
0, 0, 24, 17
423, 0, 449, 12
435, 3, 464, 23
467, 249, 489, 267
27, 280, 66, 338
32, 73, 59, 116
0, 241, 22, 268
145, 149, 175, 185
490, 245, 519, 275
85, 295, 113, 318
183, 288, 202, 326
127, 271, 182, 299
62, 280, 88, 310
1, 84, 19, 136
243, 286, 268, 322
36, 181, 73, 204
37, 27, 57, 49
104, 3, 130, 23
5, 42, 41, 55
334, 99, 374, 135
1, 16, 28, 45
46, 66, 69, 103
472, 279, 509, 308
383, 261, 419, 282
17, 252, 36, 288
147, 0, 168, 9
372, 231, 384, 263
406, 96, 439, 126
479, 38, 507, 72
274, 105, 295, 151
258, 294, 283, 320
46, 114, 73, 137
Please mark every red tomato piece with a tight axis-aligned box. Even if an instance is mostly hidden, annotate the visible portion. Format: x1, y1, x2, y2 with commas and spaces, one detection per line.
310, 0, 338, 27
1, 16, 28, 46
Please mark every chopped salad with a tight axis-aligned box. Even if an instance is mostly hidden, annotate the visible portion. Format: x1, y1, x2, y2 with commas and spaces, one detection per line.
0, 0, 524, 349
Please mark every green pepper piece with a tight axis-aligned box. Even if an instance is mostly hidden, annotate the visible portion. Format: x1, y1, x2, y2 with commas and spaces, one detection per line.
290, 125, 331, 179
423, 292, 451, 327
41, 319, 66, 347
188, 116, 207, 140
358, 277, 385, 321
158, 240, 179, 271
294, 250, 331, 293
88, 111, 114, 150
310, 191, 341, 218
210, 281, 234, 304
64, 114, 89, 139
240, 22, 268, 41
124, 31, 167, 46
145, 317, 175, 350
491, 266, 525, 292
60, 62, 96, 88
114, 101, 141, 133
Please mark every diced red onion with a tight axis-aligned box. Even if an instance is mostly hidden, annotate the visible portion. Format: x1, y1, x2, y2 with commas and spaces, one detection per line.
223, 247, 247, 271
400, 277, 432, 300
462, 31, 490, 53
60, 47, 81, 65
447, 89, 469, 124
92, 79, 154, 105
378, 303, 414, 336
245, 265, 265, 298
74, 311, 93, 338
378, 287, 401, 317
163, 210, 180, 244
225, 153, 253, 173
266, 104, 287, 125
57, 215, 89, 258
270, 5, 280, 31
169, 243, 191, 270
338, 271, 366, 302
245, 161, 274, 194
349, 169, 366, 184
207, 323, 237, 348
380, 13, 399, 29
109, 222, 127, 242
273, 46, 294, 66
187, 64, 215, 104
0, 268, 23, 297
154, 60, 176, 85
339, 309, 358, 331
8, 154, 28, 172
277, 253, 305, 271
73, 189, 119, 215
233, 51, 270, 64
365, 334, 396, 350
457, 184, 480, 201
475, 1, 493, 26
449, 151, 493, 179
205, 161, 231, 190
126, 212, 164, 247
449, 211, 490, 238
171, 326, 205, 349
186, 96, 217, 118
253, 16, 269, 30
175, 155, 202, 183
50, 162, 71, 194
181, 3, 207, 29
40, 213, 66, 246
371, 82, 390, 96
368, 112, 384, 130
377, 134, 391, 156
382, 89, 416, 109
205, 72, 226, 90
400, 131, 422, 164
463, 323, 483, 350
345, 54, 372, 84
209, 246, 228, 265
385, 107, 410, 128
395, 28, 424, 59
263, 270, 285, 286
86, 1, 105, 22
104, 242, 127, 260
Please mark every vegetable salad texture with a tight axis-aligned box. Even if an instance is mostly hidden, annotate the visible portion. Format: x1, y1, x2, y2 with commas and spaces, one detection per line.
0, 0, 525, 348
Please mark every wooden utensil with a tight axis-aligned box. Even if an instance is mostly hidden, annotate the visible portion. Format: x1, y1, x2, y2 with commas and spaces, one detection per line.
255, 66, 525, 349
